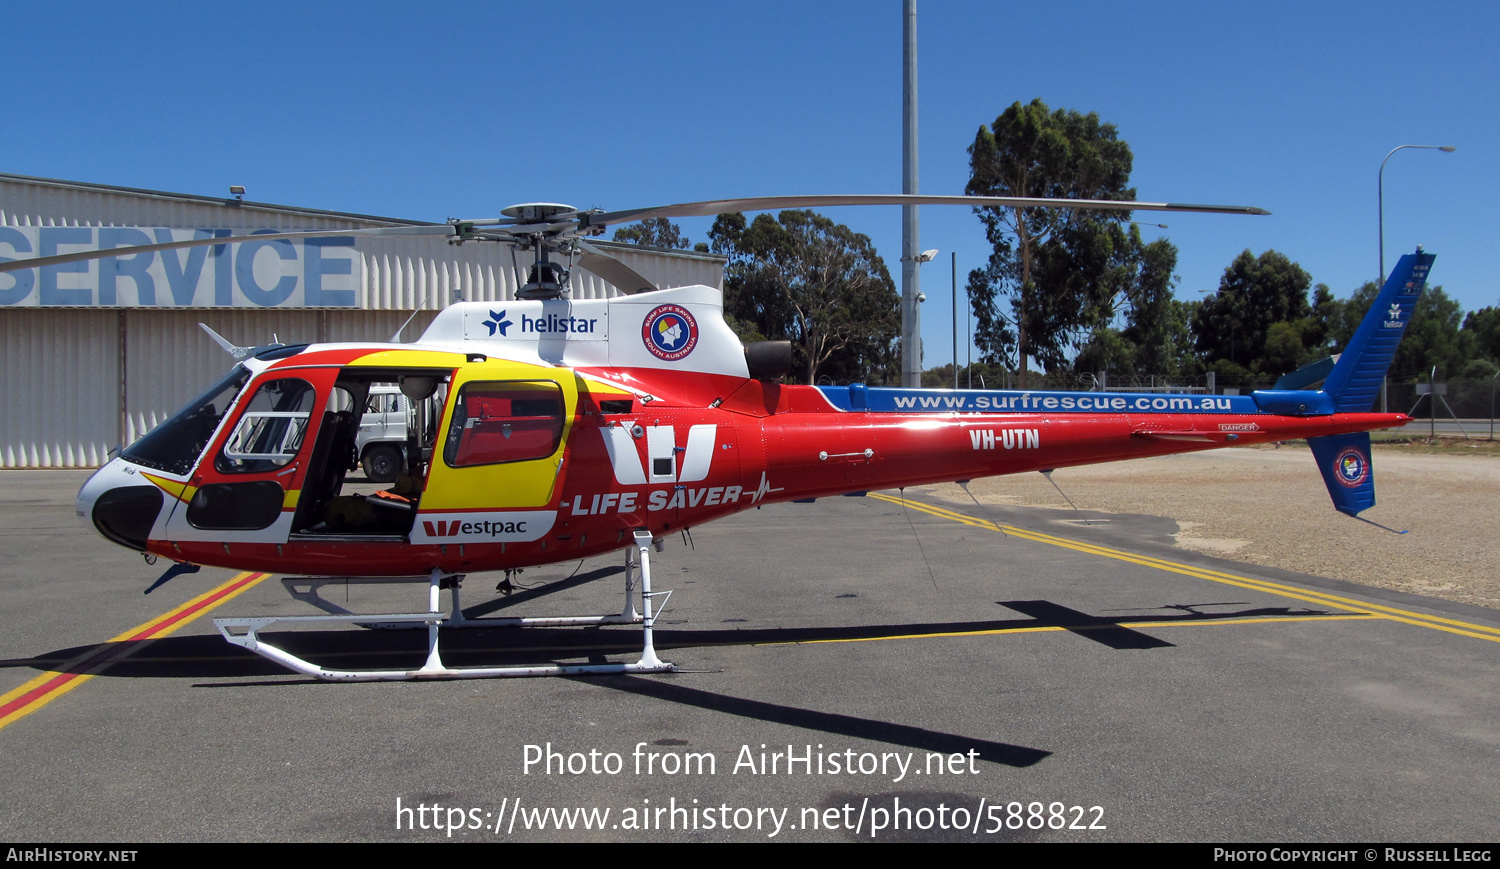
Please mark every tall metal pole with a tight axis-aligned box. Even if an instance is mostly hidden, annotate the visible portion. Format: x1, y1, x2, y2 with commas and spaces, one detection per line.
1429, 366, 1437, 441
951, 251, 958, 389
1379, 144, 1455, 283
901, 0, 921, 387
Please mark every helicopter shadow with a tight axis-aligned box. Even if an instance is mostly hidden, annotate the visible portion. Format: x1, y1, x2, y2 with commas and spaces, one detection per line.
5, 599, 1351, 683
577, 674, 1052, 769
459, 564, 625, 618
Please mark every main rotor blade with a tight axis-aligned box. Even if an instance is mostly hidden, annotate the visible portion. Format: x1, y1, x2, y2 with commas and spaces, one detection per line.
0, 193, 1268, 277
576, 241, 658, 294
593, 194, 1270, 227
0, 224, 457, 275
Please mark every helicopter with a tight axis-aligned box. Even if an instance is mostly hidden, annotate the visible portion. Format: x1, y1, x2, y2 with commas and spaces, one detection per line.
2, 194, 1433, 681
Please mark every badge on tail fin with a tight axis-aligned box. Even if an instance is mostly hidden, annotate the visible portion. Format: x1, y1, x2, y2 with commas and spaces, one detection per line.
1308, 432, 1375, 517
1307, 430, 1409, 532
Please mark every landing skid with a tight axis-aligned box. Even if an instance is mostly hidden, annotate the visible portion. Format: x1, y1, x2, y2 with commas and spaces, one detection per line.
213, 529, 675, 681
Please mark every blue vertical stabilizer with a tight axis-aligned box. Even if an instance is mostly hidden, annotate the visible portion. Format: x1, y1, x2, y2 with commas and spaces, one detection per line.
1301, 248, 1435, 521
1321, 249, 1436, 412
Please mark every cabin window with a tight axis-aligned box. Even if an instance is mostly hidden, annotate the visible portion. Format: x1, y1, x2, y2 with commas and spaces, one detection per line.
186, 481, 285, 530
443, 380, 565, 467
216, 378, 316, 473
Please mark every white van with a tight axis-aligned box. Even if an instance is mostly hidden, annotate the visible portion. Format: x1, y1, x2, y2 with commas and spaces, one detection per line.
355, 384, 411, 482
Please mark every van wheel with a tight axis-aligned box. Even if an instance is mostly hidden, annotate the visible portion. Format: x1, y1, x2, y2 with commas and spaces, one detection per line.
362, 445, 402, 483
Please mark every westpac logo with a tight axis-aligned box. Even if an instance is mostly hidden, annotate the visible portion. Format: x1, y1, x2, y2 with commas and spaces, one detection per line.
600, 423, 718, 485
422, 518, 526, 537
424, 519, 461, 536
412, 511, 554, 543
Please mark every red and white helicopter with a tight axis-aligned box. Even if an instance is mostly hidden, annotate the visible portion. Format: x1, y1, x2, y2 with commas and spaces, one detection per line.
2, 195, 1432, 681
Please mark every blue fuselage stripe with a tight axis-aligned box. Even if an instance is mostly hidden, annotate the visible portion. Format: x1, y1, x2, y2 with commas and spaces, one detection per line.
817, 387, 1261, 415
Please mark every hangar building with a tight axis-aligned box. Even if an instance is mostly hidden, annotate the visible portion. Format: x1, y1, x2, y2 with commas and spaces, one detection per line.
0, 172, 724, 468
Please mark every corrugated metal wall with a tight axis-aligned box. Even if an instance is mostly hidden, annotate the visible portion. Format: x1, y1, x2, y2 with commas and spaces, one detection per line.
0, 307, 445, 466
0, 309, 118, 467
1, 174, 725, 467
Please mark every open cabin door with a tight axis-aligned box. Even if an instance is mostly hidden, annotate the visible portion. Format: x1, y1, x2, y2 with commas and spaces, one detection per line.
286, 363, 457, 538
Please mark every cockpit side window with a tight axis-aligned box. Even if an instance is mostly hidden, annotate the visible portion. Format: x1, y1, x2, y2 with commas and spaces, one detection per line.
121, 366, 251, 476
216, 378, 317, 474
443, 381, 564, 467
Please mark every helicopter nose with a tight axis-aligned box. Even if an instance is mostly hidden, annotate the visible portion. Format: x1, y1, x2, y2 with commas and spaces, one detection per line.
77, 460, 164, 553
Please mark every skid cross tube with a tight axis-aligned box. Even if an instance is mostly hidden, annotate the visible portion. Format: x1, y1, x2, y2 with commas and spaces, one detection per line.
213, 530, 674, 681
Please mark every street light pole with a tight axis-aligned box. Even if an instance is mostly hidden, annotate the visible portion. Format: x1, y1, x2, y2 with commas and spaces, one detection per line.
900, 0, 921, 387
1379, 144, 1455, 282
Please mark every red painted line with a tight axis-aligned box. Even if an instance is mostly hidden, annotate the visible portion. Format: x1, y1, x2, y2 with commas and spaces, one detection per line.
121, 571, 268, 642
0, 571, 271, 729
0, 672, 82, 721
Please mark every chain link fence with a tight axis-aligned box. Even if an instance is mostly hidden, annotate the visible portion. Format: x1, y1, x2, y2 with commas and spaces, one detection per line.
1386, 378, 1499, 420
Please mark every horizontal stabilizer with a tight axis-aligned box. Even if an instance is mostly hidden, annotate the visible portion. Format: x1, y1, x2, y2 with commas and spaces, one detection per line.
1273, 354, 1337, 391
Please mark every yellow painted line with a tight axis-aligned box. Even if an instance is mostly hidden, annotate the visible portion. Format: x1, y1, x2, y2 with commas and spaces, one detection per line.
0, 571, 270, 732
770, 613, 1383, 646
870, 493, 1500, 644
875, 493, 1500, 639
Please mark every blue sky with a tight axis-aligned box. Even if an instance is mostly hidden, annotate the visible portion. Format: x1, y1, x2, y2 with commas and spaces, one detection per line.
5, 1, 1494, 367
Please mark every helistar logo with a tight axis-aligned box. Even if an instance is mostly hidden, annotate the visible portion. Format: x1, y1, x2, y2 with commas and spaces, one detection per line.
521, 313, 599, 334
482, 309, 513, 336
